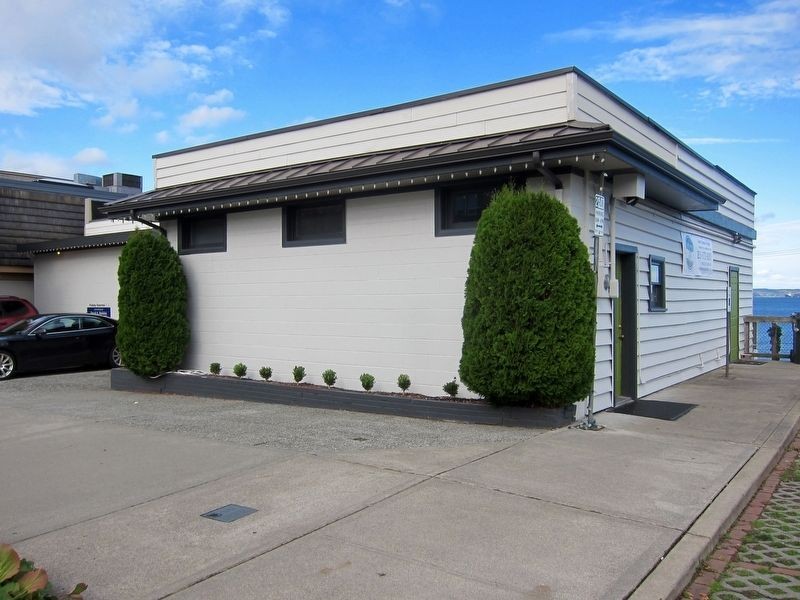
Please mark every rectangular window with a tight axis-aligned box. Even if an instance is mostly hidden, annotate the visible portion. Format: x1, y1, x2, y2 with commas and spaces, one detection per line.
649, 255, 667, 311
434, 178, 522, 236
179, 214, 226, 254
435, 183, 496, 236
283, 199, 346, 247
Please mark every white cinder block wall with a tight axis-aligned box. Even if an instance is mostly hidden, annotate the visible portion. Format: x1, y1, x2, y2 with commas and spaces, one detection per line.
168, 172, 752, 403
169, 190, 477, 397
33, 247, 124, 317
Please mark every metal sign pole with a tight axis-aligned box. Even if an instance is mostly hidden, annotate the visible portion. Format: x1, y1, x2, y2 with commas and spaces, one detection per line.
577, 194, 605, 431
725, 284, 731, 378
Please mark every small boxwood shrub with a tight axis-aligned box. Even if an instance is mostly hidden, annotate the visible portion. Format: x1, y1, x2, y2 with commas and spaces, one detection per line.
459, 187, 596, 407
292, 365, 306, 383
259, 366, 272, 381
117, 230, 189, 377
443, 379, 459, 398
397, 373, 411, 393
360, 373, 375, 391
209, 362, 221, 375
233, 362, 247, 378
322, 369, 337, 387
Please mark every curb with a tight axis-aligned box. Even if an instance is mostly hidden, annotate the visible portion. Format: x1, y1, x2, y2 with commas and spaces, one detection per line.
109, 368, 575, 429
629, 399, 800, 600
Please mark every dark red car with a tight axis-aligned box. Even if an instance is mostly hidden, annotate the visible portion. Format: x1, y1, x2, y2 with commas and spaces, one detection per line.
0, 296, 38, 330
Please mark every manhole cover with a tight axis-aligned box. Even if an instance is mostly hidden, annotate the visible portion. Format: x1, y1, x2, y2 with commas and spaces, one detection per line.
201, 504, 257, 523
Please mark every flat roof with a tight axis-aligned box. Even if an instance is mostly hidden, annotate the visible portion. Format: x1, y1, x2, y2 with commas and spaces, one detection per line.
153, 66, 754, 195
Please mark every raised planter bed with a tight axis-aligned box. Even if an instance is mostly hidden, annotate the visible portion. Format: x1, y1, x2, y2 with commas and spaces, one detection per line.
110, 368, 576, 429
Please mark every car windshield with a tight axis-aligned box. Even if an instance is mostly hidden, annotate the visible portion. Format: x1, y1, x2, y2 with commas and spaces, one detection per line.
1, 316, 49, 334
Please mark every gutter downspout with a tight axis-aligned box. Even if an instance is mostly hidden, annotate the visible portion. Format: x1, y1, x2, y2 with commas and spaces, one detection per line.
130, 210, 167, 236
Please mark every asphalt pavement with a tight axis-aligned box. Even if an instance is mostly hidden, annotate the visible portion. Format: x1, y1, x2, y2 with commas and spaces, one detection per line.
1, 362, 799, 599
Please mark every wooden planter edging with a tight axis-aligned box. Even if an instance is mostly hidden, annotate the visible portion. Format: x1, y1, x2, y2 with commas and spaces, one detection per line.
110, 368, 576, 429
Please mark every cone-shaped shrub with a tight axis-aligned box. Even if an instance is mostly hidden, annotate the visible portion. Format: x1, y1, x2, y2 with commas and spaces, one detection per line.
117, 230, 190, 377
459, 187, 595, 407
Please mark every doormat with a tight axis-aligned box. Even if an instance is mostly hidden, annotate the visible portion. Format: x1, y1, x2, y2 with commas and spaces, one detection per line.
612, 400, 697, 421
733, 359, 766, 365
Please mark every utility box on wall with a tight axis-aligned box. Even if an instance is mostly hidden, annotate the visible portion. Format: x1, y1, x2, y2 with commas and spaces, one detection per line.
613, 173, 645, 202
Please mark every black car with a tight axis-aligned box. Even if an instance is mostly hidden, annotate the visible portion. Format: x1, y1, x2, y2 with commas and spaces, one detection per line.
0, 314, 122, 380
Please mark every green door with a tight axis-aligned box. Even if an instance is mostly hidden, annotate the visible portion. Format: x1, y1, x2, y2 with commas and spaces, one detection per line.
614, 255, 623, 397
729, 269, 740, 361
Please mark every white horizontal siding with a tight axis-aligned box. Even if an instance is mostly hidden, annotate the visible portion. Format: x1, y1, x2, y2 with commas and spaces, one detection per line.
615, 200, 752, 398
594, 298, 614, 411
574, 78, 754, 221
155, 77, 570, 188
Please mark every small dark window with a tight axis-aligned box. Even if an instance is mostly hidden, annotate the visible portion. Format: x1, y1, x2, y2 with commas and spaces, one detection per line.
1, 301, 27, 317
649, 256, 667, 311
435, 179, 520, 236
37, 317, 80, 333
179, 214, 226, 254
121, 174, 142, 189
283, 200, 345, 247
81, 316, 111, 330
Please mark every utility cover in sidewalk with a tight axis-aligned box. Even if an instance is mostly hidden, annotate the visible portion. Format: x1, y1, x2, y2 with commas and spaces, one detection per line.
612, 400, 697, 421
201, 504, 257, 523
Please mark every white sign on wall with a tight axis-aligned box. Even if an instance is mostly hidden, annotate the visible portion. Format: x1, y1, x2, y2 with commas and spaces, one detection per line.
593, 194, 605, 237
682, 233, 714, 277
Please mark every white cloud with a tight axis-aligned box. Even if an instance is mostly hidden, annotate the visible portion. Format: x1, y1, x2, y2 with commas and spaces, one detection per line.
0, 1, 266, 120
560, 0, 800, 104
73, 147, 109, 165
92, 98, 141, 130
155, 130, 171, 144
0, 151, 72, 178
260, 0, 291, 28
754, 220, 800, 287
756, 212, 776, 224
178, 105, 245, 133
190, 88, 235, 105
0, 71, 78, 115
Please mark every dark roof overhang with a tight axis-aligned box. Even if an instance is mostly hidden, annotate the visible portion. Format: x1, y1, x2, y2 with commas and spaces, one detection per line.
688, 210, 757, 240
18, 231, 134, 254
0, 178, 128, 201
102, 121, 729, 220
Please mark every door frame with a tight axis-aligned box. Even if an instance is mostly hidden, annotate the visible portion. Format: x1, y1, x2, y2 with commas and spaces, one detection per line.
728, 267, 740, 362
615, 245, 639, 403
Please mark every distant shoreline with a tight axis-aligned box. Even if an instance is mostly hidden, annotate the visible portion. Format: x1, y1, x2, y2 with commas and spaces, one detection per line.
754, 288, 800, 298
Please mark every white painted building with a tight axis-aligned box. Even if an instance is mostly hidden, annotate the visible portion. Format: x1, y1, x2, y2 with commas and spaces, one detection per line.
20, 199, 141, 318
104, 67, 755, 409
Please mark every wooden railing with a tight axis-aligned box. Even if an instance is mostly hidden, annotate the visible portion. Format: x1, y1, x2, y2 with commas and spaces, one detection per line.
742, 316, 796, 360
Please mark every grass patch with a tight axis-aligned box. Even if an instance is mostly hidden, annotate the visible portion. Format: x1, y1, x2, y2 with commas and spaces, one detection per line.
780, 458, 800, 482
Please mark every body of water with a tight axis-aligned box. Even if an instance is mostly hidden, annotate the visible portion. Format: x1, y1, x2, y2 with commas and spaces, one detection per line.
750, 296, 799, 357
753, 296, 800, 317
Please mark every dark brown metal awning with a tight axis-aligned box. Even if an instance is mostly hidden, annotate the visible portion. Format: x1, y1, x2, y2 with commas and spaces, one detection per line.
102, 122, 613, 217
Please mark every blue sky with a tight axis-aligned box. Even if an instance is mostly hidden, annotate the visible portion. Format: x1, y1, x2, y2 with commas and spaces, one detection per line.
0, 0, 798, 286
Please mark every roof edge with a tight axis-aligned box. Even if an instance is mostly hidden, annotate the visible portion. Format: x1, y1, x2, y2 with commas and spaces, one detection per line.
153, 67, 580, 159
18, 231, 135, 254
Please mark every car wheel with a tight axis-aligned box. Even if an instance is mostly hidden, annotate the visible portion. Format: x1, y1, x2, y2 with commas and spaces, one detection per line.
109, 346, 123, 368
0, 351, 16, 380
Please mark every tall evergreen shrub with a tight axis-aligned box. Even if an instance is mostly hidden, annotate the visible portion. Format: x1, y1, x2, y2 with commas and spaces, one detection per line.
459, 187, 596, 407
117, 230, 190, 377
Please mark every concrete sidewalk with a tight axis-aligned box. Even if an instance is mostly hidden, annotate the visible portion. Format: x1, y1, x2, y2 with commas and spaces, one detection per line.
2, 362, 799, 599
